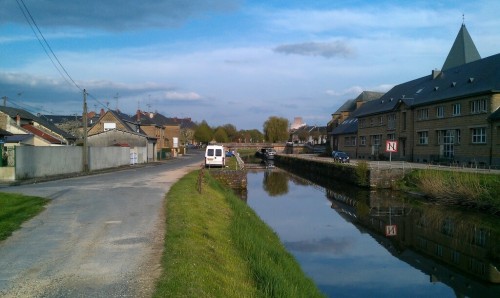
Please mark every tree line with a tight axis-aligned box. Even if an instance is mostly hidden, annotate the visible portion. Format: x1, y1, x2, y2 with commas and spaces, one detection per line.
193, 116, 290, 144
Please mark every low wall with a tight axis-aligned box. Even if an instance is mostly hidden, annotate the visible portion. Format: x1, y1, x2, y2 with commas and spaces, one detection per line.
0, 167, 15, 181
16, 146, 83, 180
275, 155, 409, 189
275, 155, 369, 187
89, 147, 131, 170
13, 146, 144, 181
209, 169, 247, 190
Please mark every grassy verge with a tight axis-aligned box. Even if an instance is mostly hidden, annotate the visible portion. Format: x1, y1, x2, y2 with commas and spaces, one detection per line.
401, 169, 500, 211
0, 192, 49, 241
154, 170, 324, 297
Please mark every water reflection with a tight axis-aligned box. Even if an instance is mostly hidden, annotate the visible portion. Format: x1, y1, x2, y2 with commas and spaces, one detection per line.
246, 169, 500, 298
263, 170, 288, 196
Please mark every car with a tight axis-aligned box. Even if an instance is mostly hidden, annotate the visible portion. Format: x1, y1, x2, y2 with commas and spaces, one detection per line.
333, 151, 350, 163
331, 150, 337, 158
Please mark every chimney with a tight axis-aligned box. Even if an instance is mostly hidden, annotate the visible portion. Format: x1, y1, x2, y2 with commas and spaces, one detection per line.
100, 108, 105, 116
432, 69, 441, 79
16, 114, 20, 126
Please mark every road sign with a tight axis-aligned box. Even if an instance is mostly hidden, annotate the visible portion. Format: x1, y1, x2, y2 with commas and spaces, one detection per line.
385, 225, 397, 237
386, 140, 398, 152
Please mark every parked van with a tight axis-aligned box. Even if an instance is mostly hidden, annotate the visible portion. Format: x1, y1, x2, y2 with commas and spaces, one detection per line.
205, 145, 225, 167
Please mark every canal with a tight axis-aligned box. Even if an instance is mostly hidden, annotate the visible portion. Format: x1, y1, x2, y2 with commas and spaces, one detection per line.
245, 168, 500, 298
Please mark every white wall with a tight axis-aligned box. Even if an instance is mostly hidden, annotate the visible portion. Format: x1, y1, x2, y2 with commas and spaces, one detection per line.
14, 146, 146, 180
89, 147, 130, 170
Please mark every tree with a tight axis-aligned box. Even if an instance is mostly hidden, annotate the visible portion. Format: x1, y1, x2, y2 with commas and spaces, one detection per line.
246, 129, 264, 143
298, 129, 309, 143
263, 116, 289, 142
222, 124, 238, 142
194, 120, 213, 144
213, 127, 229, 143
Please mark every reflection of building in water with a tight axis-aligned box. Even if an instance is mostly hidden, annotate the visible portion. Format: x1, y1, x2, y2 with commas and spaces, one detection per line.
326, 188, 500, 296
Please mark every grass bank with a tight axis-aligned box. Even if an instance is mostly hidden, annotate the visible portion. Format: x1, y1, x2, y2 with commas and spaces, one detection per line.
0, 192, 48, 241
154, 170, 324, 297
401, 169, 500, 212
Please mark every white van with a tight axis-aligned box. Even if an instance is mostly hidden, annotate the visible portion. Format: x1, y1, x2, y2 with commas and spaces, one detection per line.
205, 145, 225, 167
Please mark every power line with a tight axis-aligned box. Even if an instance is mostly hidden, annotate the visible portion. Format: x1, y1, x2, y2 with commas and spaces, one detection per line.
15, 0, 82, 91
13, 0, 110, 114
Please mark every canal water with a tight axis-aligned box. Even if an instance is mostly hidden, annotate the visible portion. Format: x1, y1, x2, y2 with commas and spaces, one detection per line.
245, 168, 500, 298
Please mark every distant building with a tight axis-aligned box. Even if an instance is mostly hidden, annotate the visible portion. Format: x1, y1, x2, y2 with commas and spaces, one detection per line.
290, 117, 306, 130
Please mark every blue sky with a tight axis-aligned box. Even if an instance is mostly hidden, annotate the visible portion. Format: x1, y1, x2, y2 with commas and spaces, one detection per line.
1, 0, 500, 130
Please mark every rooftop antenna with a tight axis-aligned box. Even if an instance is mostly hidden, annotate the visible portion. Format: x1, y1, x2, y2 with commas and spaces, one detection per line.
114, 93, 119, 110
462, 13, 465, 25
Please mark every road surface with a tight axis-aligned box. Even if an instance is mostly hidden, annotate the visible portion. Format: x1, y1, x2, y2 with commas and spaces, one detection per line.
0, 152, 203, 297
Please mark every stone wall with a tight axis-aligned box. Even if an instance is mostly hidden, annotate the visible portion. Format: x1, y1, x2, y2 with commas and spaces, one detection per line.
209, 169, 247, 191
275, 155, 405, 189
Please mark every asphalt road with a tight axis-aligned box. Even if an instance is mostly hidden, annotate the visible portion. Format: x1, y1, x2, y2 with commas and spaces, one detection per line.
0, 151, 204, 297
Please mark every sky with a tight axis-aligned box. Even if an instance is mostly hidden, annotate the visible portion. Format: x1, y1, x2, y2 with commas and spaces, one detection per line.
1, 0, 500, 130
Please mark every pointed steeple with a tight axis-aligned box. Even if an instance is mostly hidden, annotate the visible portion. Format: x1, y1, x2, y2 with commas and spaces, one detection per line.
442, 24, 481, 70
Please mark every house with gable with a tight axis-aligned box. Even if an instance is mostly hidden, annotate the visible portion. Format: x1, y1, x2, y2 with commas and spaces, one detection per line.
344, 24, 500, 166
87, 109, 157, 162
0, 106, 77, 146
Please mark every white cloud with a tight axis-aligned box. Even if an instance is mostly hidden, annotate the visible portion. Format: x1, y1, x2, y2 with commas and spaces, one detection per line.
164, 91, 202, 100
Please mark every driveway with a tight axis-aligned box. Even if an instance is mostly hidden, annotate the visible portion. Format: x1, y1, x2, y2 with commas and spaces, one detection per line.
0, 152, 203, 297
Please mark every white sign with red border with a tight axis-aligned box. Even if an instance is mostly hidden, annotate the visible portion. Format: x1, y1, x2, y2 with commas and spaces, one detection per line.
385, 225, 397, 237
386, 140, 398, 153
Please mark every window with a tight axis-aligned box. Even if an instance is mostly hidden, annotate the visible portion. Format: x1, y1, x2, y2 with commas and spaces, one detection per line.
436, 106, 444, 118
418, 131, 428, 144
103, 122, 116, 131
360, 136, 366, 146
471, 127, 486, 144
379, 116, 384, 125
452, 103, 461, 116
441, 218, 454, 236
473, 228, 488, 247
417, 108, 429, 120
387, 133, 395, 140
387, 114, 396, 130
437, 129, 460, 145
436, 244, 444, 257
452, 251, 460, 264
359, 119, 364, 128
470, 99, 487, 114
371, 135, 381, 146
351, 136, 357, 146
344, 136, 351, 146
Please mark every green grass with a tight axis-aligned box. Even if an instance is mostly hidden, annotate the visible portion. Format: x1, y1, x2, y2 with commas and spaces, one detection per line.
402, 169, 500, 210
0, 192, 49, 241
154, 170, 324, 297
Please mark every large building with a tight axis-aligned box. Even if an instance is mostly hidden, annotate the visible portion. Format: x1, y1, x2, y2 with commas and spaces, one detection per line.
331, 24, 500, 166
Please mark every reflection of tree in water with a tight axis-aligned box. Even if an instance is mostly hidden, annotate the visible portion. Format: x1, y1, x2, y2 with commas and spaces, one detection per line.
263, 170, 289, 197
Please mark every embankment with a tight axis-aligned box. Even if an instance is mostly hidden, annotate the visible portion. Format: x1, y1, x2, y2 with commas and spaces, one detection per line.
275, 154, 405, 188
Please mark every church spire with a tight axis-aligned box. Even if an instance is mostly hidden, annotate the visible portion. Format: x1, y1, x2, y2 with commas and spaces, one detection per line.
441, 23, 481, 71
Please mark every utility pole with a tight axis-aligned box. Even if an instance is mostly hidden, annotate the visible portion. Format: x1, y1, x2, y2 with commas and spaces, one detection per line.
82, 89, 89, 173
